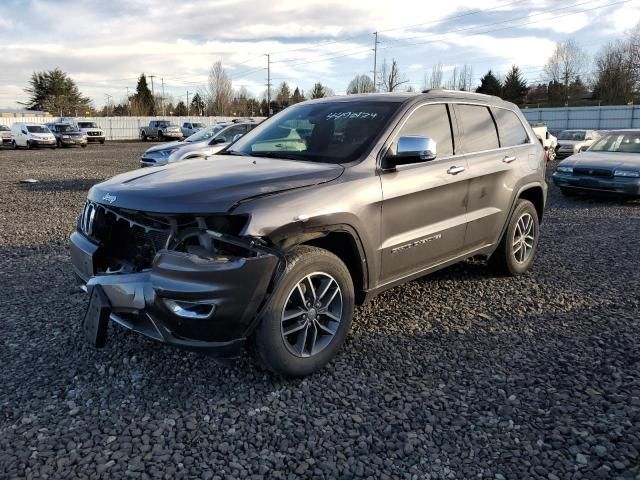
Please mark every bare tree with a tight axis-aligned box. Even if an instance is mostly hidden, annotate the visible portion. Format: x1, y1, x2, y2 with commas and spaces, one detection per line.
629, 22, 640, 87
380, 59, 408, 92
455, 64, 474, 91
544, 39, 588, 104
206, 61, 233, 115
445, 67, 459, 90
424, 63, 443, 89
593, 40, 635, 104
347, 74, 375, 94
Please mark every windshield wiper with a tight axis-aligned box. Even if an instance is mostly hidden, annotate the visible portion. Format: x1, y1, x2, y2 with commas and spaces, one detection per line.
219, 150, 249, 156
248, 152, 304, 160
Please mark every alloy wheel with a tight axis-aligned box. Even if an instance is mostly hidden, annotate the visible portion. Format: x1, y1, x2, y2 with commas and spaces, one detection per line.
281, 272, 343, 358
512, 213, 535, 263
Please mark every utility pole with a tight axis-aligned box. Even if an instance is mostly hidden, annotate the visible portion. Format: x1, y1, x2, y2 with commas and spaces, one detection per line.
104, 94, 113, 116
186, 90, 190, 116
126, 87, 130, 116
161, 77, 166, 117
149, 75, 156, 114
266, 53, 271, 116
372, 32, 379, 92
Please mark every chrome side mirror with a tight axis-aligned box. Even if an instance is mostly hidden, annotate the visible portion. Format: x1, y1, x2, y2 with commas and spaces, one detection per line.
383, 136, 437, 170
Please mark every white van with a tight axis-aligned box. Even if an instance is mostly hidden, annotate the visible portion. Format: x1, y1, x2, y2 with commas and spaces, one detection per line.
11, 123, 57, 149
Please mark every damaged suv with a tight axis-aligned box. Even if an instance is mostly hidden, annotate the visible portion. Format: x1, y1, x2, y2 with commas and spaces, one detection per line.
71, 91, 546, 377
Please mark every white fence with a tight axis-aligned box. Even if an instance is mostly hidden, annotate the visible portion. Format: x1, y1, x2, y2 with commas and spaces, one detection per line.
522, 105, 640, 130
0, 116, 265, 140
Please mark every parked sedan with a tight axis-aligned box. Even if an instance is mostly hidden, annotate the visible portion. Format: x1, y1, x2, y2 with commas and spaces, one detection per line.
140, 122, 257, 167
552, 130, 640, 198
556, 130, 600, 159
46, 123, 88, 148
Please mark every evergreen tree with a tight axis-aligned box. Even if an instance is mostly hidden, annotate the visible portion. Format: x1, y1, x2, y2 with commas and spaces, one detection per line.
132, 74, 154, 115
310, 82, 327, 99
190, 93, 205, 115
475, 70, 503, 96
291, 87, 305, 104
22, 68, 93, 115
502, 65, 529, 104
174, 101, 188, 116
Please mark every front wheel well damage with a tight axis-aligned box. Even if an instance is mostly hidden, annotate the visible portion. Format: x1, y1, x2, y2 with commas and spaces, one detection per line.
299, 231, 367, 305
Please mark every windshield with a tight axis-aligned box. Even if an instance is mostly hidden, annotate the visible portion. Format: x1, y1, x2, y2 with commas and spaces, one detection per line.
55, 124, 77, 133
589, 133, 640, 153
192, 123, 205, 128
0, 125, 9, 131
78, 122, 97, 128
558, 130, 586, 141
228, 101, 401, 163
185, 124, 226, 142
27, 126, 48, 133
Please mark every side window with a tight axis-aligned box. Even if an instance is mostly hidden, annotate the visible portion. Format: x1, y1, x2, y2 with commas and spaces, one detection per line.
455, 104, 499, 153
395, 104, 454, 157
493, 108, 530, 147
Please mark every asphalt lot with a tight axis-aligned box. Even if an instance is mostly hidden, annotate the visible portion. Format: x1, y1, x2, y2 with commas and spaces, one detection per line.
1, 142, 639, 479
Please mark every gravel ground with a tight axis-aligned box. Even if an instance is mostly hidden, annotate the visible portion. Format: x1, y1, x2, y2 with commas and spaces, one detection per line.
1, 142, 639, 480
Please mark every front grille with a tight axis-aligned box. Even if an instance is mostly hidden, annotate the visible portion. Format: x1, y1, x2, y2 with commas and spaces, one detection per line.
573, 167, 613, 178
81, 201, 173, 273
87, 131, 102, 136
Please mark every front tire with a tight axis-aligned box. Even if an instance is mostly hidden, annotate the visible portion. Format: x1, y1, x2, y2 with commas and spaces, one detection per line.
490, 199, 540, 275
140, 132, 147, 141
251, 246, 354, 378
27, 140, 33, 150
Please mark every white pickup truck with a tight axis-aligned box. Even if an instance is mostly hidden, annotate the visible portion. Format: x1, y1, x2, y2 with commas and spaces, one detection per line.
531, 123, 558, 161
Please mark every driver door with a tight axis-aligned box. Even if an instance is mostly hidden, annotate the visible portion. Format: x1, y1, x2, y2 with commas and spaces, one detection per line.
379, 103, 469, 284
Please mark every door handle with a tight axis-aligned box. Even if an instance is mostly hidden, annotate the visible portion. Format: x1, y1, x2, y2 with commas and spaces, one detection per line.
502, 155, 516, 163
447, 166, 465, 175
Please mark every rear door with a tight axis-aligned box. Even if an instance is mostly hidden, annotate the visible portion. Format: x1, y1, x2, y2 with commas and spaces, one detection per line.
379, 103, 469, 284
453, 104, 530, 249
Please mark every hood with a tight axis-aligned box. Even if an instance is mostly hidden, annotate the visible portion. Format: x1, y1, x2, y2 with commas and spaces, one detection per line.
88, 155, 344, 213
559, 151, 640, 169
144, 140, 185, 153
557, 139, 585, 147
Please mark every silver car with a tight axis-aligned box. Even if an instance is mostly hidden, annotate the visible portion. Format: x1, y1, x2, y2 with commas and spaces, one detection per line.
0, 125, 12, 145
140, 122, 257, 167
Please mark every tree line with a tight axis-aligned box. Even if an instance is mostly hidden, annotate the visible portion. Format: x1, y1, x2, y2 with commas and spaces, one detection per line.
19, 23, 639, 116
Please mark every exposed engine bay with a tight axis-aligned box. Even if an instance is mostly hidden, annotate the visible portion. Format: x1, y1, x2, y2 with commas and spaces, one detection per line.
79, 201, 264, 275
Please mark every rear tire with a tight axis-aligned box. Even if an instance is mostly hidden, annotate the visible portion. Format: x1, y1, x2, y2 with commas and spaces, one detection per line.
489, 199, 540, 276
140, 132, 147, 141
251, 246, 354, 378
158, 131, 165, 141
100, 140, 105, 144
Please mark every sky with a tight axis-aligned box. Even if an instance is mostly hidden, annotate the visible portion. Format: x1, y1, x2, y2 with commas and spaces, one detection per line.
0, 0, 638, 110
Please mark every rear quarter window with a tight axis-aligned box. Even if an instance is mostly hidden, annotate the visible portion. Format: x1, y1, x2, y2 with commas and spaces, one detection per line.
455, 104, 499, 153
493, 108, 530, 147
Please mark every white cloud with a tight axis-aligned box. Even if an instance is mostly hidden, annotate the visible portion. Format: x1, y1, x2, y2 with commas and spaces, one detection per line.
0, 0, 635, 108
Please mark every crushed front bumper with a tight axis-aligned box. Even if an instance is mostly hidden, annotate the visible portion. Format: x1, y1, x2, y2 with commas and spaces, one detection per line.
70, 231, 280, 357
552, 172, 640, 197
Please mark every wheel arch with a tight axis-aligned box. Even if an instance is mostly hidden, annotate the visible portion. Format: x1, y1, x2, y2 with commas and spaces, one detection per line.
272, 224, 370, 305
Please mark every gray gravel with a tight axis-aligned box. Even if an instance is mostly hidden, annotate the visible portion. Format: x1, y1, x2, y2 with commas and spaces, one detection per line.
1, 142, 639, 479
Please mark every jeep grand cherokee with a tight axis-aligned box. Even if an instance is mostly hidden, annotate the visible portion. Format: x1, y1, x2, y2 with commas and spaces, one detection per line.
71, 90, 546, 378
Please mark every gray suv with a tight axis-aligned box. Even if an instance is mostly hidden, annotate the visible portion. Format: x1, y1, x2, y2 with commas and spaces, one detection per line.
70, 91, 546, 378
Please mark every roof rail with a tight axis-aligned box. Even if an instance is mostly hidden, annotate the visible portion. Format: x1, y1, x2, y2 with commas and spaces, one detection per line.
421, 89, 500, 100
